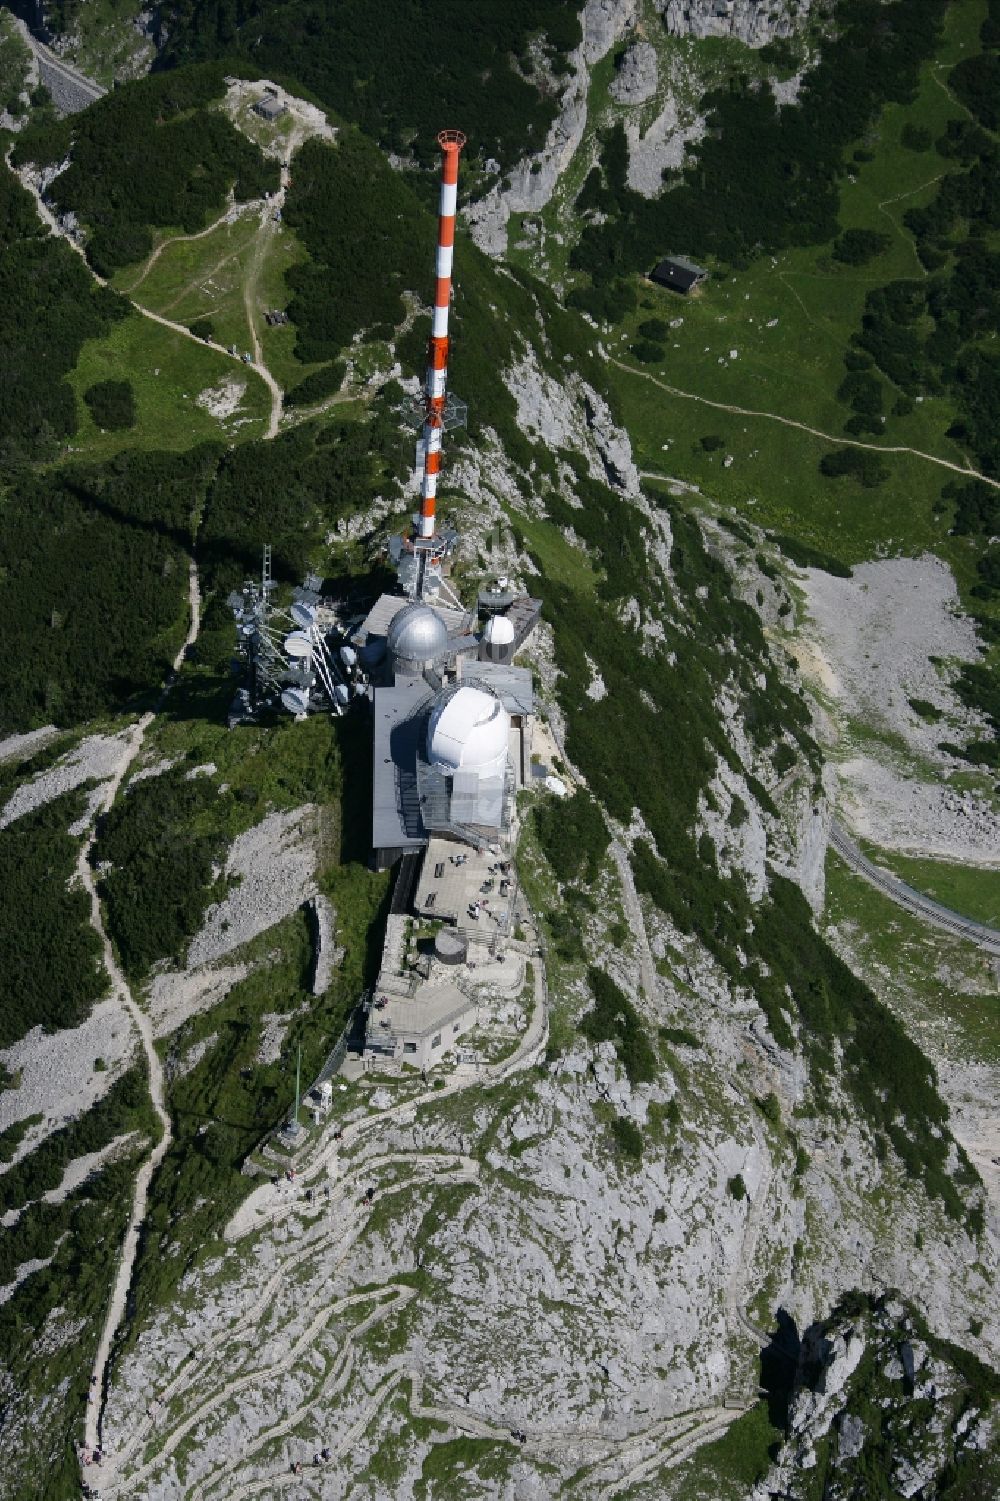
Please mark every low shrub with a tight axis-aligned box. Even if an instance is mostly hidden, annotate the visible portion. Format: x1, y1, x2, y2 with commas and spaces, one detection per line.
83, 378, 136, 431
611, 1116, 643, 1160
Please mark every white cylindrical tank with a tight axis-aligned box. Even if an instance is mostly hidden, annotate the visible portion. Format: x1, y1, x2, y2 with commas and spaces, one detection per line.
482, 612, 515, 663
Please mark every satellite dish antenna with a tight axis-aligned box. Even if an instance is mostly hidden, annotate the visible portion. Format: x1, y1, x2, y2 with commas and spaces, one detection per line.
241, 623, 256, 637
284, 632, 313, 659
290, 602, 316, 629
281, 687, 311, 715
339, 644, 357, 668
334, 683, 350, 705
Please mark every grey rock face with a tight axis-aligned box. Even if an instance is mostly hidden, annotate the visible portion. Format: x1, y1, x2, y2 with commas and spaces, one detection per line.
625, 93, 705, 197
583, 0, 641, 64
836, 1411, 866, 1462
467, 0, 639, 256
660, 0, 813, 47
752, 1297, 996, 1500
610, 40, 658, 104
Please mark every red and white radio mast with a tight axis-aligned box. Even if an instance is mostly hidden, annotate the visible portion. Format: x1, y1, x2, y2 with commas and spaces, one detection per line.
416, 129, 466, 544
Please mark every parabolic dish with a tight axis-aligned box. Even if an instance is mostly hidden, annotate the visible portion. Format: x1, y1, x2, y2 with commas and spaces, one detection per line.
241, 624, 256, 637
290, 602, 316, 628
281, 687, 311, 715
284, 632, 313, 659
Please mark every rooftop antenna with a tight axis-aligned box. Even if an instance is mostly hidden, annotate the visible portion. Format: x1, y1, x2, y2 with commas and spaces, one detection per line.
230, 545, 357, 720
289, 1041, 302, 1137
406, 129, 467, 599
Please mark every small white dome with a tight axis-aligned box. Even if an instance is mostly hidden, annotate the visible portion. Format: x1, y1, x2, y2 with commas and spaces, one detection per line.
387, 602, 448, 665
427, 686, 508, 772
483, 613, 515, 646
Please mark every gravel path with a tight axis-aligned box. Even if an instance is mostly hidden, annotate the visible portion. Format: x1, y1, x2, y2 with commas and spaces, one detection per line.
613, 358, 1000, 490
122, 204, 257, 295
7, 147, 280, 430
83, 561, 200, 1455
243, 135, 300, 440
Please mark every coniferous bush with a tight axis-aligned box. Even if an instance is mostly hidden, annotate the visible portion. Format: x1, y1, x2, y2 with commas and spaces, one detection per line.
83, 379, 136, 431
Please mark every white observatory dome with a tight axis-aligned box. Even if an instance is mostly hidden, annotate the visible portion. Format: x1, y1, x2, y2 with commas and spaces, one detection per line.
483, 613, 515, 647
387, 602, 448, 667
427, 685, 508, 772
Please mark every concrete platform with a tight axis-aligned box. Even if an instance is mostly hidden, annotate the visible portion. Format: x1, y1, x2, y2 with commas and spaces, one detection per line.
414, 836, 515, 939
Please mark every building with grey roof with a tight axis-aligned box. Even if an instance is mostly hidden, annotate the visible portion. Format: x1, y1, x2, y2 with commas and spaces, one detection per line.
365, 982, 477, 1070
366, 587, 540, 868
372, 679, 433, 868
253, 94, 286, 121
649, 256, 708, 294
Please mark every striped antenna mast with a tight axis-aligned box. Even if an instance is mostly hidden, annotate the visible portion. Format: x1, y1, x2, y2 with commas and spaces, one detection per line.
417, 129, 466, 542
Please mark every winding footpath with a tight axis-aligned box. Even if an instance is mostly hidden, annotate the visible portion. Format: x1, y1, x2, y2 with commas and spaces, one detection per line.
7, 150, 283, 439
615, 357, 1000, 491
80, 562, 199, 1453
96, 964, 550, 1495
67, 156, 299, 1436
122, 203, 257, 294
244, 136, 302, 440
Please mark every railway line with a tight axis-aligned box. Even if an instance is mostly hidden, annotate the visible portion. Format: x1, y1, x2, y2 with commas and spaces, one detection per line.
29, 35, 105, 114
829, 821, 1000, 956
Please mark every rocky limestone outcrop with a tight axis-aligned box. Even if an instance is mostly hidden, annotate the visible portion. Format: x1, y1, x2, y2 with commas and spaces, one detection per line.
582, 0, 642, 64
307, 892, 337, 997
0, 13, 38, 132
610, 38, 658, 104
625, 91, 706, 196
751, 1293, 997, 1500
467, 0, 640, 256
660, 0, 815, 47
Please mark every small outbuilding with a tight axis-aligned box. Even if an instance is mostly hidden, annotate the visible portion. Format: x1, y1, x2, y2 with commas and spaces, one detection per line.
649, 256, 708, 294
365, 982, 476, 1069
254, 95, 287, 122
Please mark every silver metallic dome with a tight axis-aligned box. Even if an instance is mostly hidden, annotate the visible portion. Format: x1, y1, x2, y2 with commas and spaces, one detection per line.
387, 602, 448, 667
